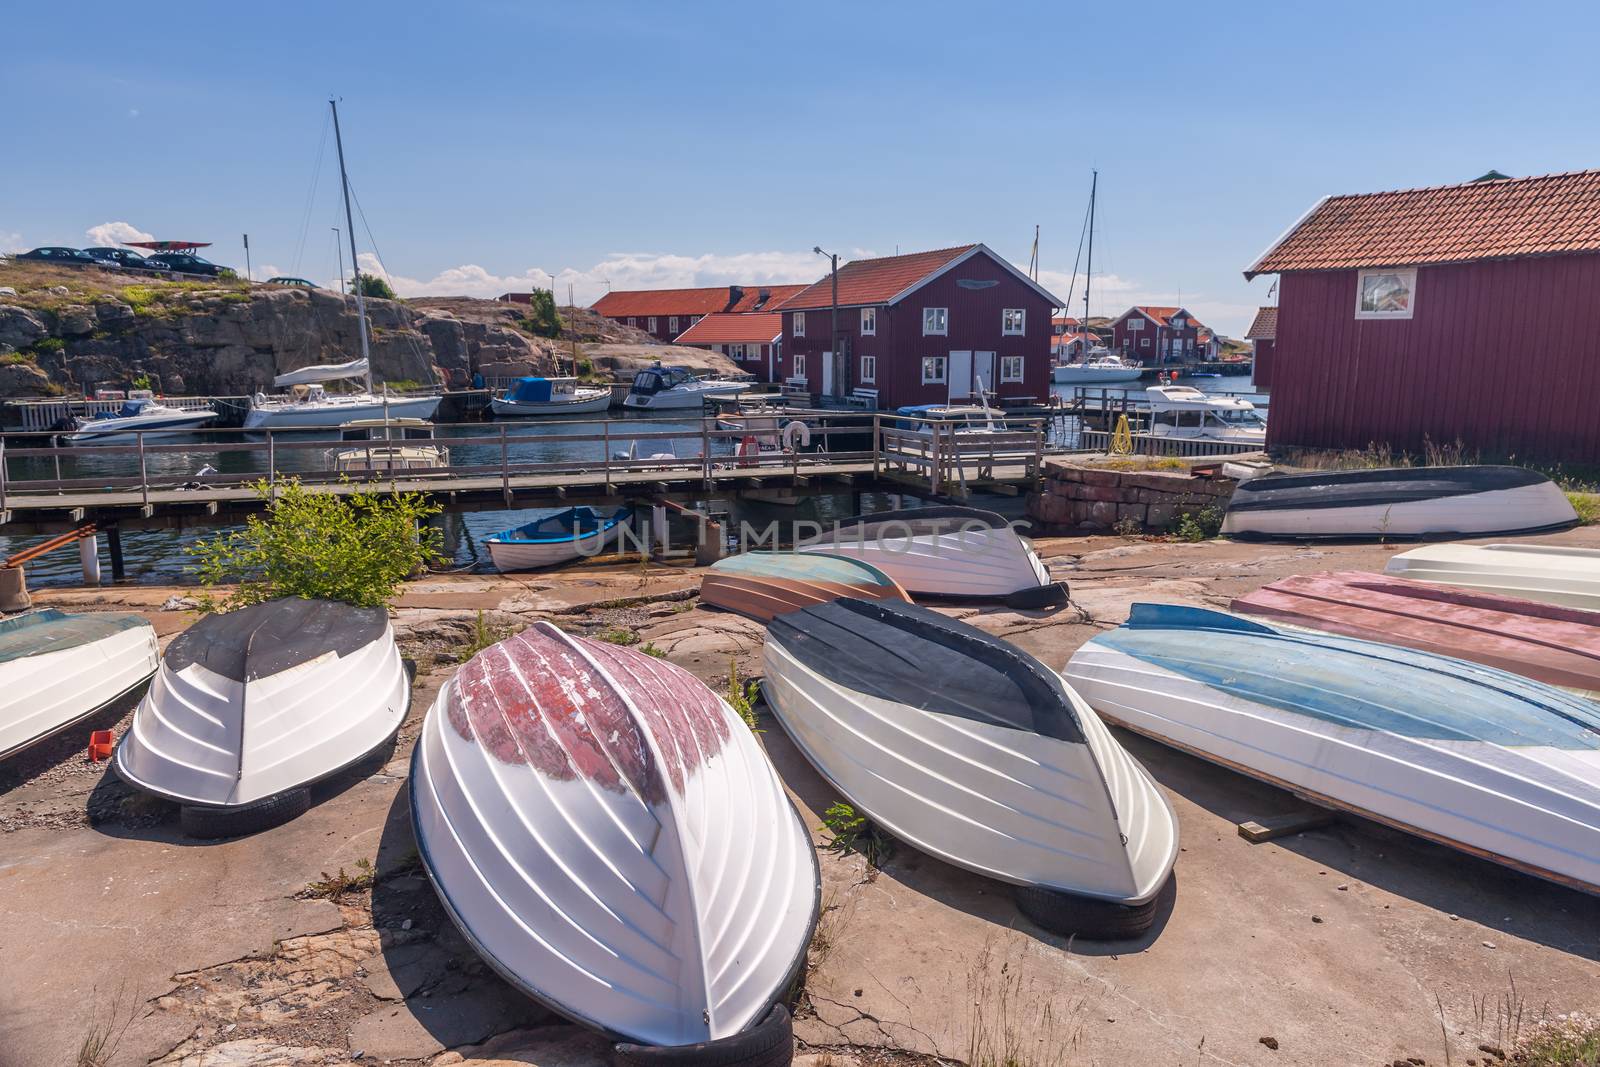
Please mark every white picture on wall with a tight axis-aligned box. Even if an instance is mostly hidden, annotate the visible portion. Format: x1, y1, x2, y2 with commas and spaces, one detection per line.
1356, 268, 1416, 319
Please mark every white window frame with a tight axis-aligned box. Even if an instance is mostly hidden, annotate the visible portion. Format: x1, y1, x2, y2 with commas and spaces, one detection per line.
647, 316, 658, 333
922, 307, 948, 336
793, 311, 806, 337
793, 352, 806, 378
1141, 337, 1151, 348
668, 316, 679, 333
860, 355, 876, 384
860, 307, 877, 336
921, 356, 947, 384
1126, 316, 1145, 331
627, 317, 636, 327
1000, 355, 1024, 383
1002, 308, 1026, 335
1355, 268, 1417, 320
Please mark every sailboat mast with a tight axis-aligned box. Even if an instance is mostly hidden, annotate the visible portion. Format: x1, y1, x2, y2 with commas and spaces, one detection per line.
1084, 170, 1097, 344
330, 99, 373, 391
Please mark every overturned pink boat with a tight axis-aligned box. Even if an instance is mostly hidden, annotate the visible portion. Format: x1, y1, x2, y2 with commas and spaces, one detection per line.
411, 622, 818, 1056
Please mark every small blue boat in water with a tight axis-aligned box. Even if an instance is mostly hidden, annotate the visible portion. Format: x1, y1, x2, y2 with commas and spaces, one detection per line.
484, 506, 632, 572
489, 376, 611, 416
1064, 603, 1600, 894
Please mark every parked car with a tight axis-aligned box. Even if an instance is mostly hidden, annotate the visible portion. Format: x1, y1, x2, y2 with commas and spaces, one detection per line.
145, 252, 229, 277
266, 276, 317, 288
82, 247, 152, 270
15, 247, 97, 266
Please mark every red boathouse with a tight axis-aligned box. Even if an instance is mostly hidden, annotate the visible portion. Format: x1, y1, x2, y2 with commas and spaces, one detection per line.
1245, 169, 1600, 463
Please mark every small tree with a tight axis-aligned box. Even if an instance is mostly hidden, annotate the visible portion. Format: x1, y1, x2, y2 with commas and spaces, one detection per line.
351, 272, 398, 300
187, 478, 443, 610
519, 289, 562, 338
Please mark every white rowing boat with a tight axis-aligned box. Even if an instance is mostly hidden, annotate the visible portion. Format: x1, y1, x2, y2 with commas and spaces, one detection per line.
1385, 542, 1600, 612
483, 506, 633, 571
411, 622, 818, 1050
764, 597, 1178, 937
1065, 603, 1600, 894
0, 610, 158, 760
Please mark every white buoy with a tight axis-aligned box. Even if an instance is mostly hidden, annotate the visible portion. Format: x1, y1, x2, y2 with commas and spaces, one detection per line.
79, 534, 102, 586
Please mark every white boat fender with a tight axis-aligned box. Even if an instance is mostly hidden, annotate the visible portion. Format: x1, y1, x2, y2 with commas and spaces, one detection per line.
782, 420, 810, 451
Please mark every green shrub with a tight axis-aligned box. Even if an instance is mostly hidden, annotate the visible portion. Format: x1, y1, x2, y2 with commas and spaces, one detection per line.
596, 627, 639, 646
1173, 505, 1223, 542
518, 289, 562, 338
187, 478, 443, 610
0, 351, 34, 366
1568, 492, 1600, 526
351, 272, 398, 300
820, 801, 892, 866
28, 336, 64, 356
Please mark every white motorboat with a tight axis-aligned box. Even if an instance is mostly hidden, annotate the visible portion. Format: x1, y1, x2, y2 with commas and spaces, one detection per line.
764, 597, 1178, 936
483, 506, 633, 571
797, 505, 1067, 607
114, 598, 409, 835
1142, 384, 1266, 444
326, 417, 449, 473
1220, 465, 1578, 540
622, 364, 747, 410
0, 609, 158, 760
1385, 542, 1600, 611
1052, 350, 1143, 385
490, 376, 612, 416
410, 622, 818, 1049
66, 391, 215, 443
244, 360, 441, 431
1065, 603, 1600, 895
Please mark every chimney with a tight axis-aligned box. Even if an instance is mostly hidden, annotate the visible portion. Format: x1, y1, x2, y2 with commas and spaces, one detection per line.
757, 287, 772, 309
727, 285, 745, 312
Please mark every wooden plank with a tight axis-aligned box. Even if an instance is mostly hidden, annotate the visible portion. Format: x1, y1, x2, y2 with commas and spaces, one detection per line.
1237, 810, 1338, 843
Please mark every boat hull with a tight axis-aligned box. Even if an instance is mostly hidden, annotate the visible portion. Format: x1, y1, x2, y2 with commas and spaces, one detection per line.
1385, 543, 1600, 611
1221, 466, 1578, 539
114, 600, 409, 807
1052, 366, 1143, 384
490, 392, 611, 416
67, 412, 216, 443
0, 612, 158, 760
485, 514, 632, 571
243, 395, 442, 430
411, 623, 818, 1047
623, 383, 745, 409
764, 598, 1177, 903
702, 552, 909, 622
1065, 604, 1600, 894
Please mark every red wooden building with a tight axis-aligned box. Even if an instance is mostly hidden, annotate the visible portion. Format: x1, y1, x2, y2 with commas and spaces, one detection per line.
1244, 306, 1277, 389
1245, 169, 1600, 462
672, 312, 783, 380
775, 244, 1061, 409
1108, 306, 1203, 364
591, 284, 804, 342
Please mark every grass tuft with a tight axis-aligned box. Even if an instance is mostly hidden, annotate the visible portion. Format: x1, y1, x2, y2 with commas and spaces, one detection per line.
304, 858, 375, 901
1567, 492, 1600, 526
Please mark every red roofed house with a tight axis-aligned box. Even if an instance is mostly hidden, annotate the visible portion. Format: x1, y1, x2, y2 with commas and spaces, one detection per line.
1243, 306, 1278, 389
1051, 331, 1102, 360
1108, 306, 1202, 365
776, 244, 1062, 408
1245, 169, 1600, 462
590, 284, 805, 343
673, 312, 783, 380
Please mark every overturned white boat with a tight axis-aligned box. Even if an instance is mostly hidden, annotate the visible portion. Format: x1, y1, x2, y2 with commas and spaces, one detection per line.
0, 609, 158, 761
411, 623, 818, 1049
764, 598, 1178, 937
1385, 542, 1600, 612
1220, 465, 1578, 539
115, 598, 408, 836
1065, 604, 1600, 894
796, 506, 1067, 608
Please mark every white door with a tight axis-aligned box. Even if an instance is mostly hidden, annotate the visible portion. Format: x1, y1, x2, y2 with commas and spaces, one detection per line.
821, 351, 834, 396
948, 350, 973, 402
972, 351, 996, 395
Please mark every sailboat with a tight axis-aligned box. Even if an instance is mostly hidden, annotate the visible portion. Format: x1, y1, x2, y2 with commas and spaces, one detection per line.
244, 101, 442, 432
1052, 172, 1142, 386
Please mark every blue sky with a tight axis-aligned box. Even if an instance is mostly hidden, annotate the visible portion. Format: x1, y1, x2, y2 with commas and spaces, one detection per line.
5, 1, 1597, 335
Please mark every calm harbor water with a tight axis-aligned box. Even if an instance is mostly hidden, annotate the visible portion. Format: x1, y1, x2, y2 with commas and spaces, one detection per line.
1, 371, 1260, 587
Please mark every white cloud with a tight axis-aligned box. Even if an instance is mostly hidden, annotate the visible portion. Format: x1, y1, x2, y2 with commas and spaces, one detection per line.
128, 108, 140, 119
85, 221, 154, 248
1037, 267, 1253, 336
0, 231, 24, 254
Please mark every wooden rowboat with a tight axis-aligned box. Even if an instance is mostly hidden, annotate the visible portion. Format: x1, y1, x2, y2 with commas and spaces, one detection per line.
1385, 542, 1600, 612
701, 551, 910, 622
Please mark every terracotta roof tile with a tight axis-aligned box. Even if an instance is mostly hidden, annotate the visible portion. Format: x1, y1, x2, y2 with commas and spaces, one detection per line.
673, 312, 782, 345
1245, 306, 1278, 340
776, 245, 980, 310
1247, 169, 1600, 277
729, 284, 807, 313
592, 284, 807, 318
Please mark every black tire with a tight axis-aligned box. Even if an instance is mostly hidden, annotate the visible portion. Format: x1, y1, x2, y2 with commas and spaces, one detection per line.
1013, 878, 1169, 941
612, 1003, 793, 1067
180, 787, 312, 840
1006, 581, 1070, 610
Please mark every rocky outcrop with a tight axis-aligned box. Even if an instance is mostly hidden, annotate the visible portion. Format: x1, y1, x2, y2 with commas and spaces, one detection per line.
1028, 459, 1236, 532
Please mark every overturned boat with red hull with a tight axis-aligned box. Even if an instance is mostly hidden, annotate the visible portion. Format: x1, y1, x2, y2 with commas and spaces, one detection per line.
411, 622, 819, 1058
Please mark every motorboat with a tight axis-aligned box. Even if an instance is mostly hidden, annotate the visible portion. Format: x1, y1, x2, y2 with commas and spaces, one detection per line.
894, 403, 1030, 457
1065, 603, 1600, 894
114, 598, 408, 836
483, 506, 633, 571
490, 376, 611, 416
1386, 542, 1600, 611
1052, 351, 1143, 385
243, 359, 442, 431
66, 391, 215, 443
0, 609, 158, 761
1220, 466, 1578, 540
701, 551, 910, 622
326, 417, 449, 473
1142, 384, 1266, 444
1232, 570, 1600, 696
622, 363, 747, 410
764, 597, 1178, 936
410, 622, 819, 1049
796, 505, 1067, 608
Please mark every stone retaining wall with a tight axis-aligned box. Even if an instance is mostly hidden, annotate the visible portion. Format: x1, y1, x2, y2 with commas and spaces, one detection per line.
1027, 459, 1236, 532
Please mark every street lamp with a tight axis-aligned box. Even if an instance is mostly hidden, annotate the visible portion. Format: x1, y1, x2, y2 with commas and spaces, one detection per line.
813, 246, 839, 398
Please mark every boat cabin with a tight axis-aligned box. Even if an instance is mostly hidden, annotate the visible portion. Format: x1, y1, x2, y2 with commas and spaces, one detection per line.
1143, 386, 1266, 440
502, 377, 585, 403
329, 418, 448, 472
629, 365, 702, 397
93, 392, 160, 421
